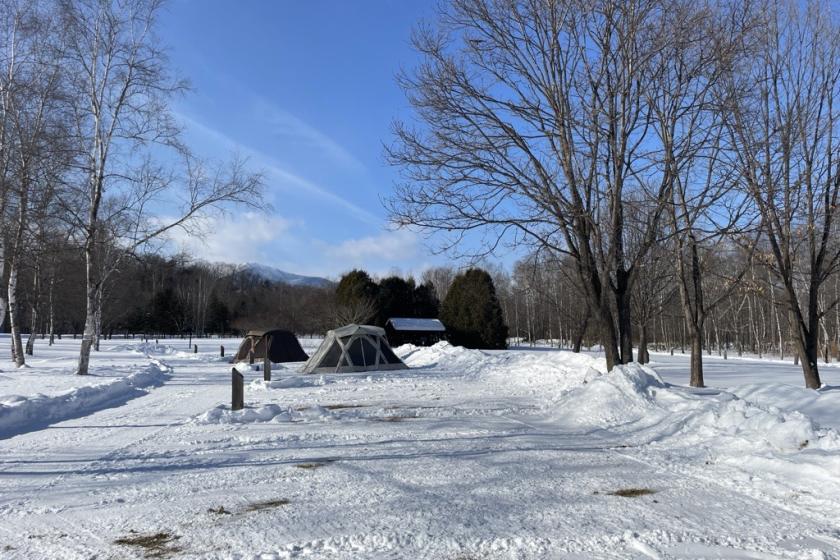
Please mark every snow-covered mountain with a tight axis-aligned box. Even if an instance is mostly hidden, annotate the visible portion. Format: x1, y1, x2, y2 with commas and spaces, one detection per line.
238, 262, 333, 288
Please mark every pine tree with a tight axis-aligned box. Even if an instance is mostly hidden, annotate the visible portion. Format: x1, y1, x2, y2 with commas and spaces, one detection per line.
412, 282, 440, 317
441, 269, 508, 349
376, 276, 415, 325
336, 270, 379, 306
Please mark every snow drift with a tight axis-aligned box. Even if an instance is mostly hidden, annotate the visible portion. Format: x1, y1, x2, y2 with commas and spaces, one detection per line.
550, 362, 840, 519
195, 403, 336, 425
0, 359, 172, 439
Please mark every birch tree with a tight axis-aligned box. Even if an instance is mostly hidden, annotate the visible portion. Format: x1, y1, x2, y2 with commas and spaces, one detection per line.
60, 0, 262, 375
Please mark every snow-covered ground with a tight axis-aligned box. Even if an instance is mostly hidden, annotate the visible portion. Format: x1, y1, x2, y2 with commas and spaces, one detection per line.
1, 336, 839, 559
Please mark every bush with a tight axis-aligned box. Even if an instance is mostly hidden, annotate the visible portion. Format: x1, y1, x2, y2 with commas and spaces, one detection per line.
440, 268, 508, 349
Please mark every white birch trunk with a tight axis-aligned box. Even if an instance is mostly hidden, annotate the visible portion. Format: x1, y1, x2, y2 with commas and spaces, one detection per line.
8, 264, 24, 367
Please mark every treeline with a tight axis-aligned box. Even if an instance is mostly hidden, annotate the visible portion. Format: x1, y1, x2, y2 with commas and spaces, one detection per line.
0, 0, 262, 373
1, 254, 337, 341
389, 0, 840, 388
494, 251, 840, 366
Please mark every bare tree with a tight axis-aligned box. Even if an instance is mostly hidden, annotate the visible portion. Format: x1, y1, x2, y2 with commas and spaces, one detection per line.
721, 0, 840, 388
0, 1, 65, 366
60, 0, 262, 375
421, 266, 455, 303
388, 0, 708, 369
334, 298, 378, 326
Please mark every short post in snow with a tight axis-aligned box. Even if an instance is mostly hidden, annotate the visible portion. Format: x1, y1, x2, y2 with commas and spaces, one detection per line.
194, 344, 198, 354
220, 345, 225, 358
263, 335, 273, 382
232, 367, 244, 411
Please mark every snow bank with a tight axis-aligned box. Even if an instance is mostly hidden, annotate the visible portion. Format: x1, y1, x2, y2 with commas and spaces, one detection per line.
398, 341, 604, 394
249, 376, 326, 390
551, 363, 840, 518
0, 359, 172, 439
195, 404, 297, 424
550, 363, 840, 454
728, 382, 840, 432
195, 403, 336, 425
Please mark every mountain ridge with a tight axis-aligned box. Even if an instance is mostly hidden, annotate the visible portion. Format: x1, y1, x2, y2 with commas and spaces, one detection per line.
237, 262, 333, 288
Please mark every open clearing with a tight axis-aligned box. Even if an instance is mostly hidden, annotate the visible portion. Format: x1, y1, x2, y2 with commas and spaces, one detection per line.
1, 336, 839, 559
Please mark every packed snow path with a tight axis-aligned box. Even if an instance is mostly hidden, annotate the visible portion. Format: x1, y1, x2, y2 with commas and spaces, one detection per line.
0, 339, 839, 559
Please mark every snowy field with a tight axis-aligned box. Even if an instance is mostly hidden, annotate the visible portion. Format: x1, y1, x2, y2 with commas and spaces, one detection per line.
1, 336, 839, 559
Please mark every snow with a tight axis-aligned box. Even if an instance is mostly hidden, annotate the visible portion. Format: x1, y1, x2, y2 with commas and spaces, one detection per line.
1, 335, 839, 558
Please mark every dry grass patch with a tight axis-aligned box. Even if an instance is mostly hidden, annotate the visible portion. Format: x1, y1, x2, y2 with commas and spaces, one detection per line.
244, 498, 290, 512
322, 404, 364, 410
295, 460, 333, 469
207, 505, 232, 515
606, 488, 657, 498
113, 531, 182, 558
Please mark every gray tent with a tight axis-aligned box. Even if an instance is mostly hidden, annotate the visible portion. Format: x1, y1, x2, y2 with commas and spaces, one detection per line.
301, 324, 408, 374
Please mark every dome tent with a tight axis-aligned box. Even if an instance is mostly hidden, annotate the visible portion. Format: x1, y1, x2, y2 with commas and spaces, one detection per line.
301, 324, 408, 374
234, 329, 309, 363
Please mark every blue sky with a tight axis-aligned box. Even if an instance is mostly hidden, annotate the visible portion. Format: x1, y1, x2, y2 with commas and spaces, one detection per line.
157, 0, 471, 280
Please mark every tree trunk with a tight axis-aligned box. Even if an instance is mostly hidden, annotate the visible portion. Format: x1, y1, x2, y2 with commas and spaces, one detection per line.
689, 325, 704, 388
638, 323, 650, 364
8, 265, 24, 367
615, 270, 633, 364
0, 237, 5, 334
25, 262, 40, 356
93, 287, 103, 352
597, 303, 620, 370
77, 238, 97, 375
48, 273, 55, 346
572, 308, 590, 353
795, 333, 821, 389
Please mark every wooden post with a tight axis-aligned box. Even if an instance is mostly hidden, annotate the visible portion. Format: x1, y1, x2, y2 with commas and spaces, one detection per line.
263, 352, 271, 381
220, 345, 225, 358
231, 368, 244, 411
263, 335, 272, 382
194, 344, 198, 354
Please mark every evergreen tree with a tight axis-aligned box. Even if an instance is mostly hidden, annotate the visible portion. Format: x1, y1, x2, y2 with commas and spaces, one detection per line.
206, 295, 231, 334
441, 268, 508, 349
412, 282, 439, 317
335, 270, 379, 324
336, 270, 379, 307
148, 289, 184, 334
376, 276, 415, 325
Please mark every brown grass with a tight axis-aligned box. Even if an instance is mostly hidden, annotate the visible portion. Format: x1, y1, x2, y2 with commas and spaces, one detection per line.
113, 532, 182, 558
207, 506, 231, 515
322, 404, 364, 410
607, 488, 657, 498
243, 498, 290, 512
295, 461, 333, 469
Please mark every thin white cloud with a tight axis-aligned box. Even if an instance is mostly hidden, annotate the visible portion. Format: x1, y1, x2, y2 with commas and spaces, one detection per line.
174, 111, 380, 225
252, 97, 365, 172
162, 212, 441, 280
165, 212, 294, 264
324, 229, 419, 262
